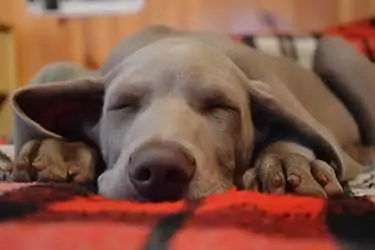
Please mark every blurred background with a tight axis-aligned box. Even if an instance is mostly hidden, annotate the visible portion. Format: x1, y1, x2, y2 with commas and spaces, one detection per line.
0, 0, 374, 140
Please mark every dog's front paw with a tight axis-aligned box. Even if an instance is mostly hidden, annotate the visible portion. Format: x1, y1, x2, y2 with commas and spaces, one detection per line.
244, 148, 343, 198
10, 139, 96, 183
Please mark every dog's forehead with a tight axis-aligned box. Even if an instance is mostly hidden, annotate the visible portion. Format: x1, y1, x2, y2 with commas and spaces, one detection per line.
107, 37, 248, 97
119, 38, 239, 76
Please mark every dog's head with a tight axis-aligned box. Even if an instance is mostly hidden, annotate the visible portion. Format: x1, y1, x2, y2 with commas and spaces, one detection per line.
12, 36, 345, 202
96, 38, 254, 201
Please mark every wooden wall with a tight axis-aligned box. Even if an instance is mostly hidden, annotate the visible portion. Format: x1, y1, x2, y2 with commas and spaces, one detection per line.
1, 0, 375, 86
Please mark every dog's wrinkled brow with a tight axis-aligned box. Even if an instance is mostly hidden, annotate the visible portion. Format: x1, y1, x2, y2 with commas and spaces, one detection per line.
106, 83, 150, 110
191, 85, 238, 110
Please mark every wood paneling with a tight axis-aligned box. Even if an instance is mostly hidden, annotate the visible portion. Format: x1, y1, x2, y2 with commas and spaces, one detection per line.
1, 0, 375, 86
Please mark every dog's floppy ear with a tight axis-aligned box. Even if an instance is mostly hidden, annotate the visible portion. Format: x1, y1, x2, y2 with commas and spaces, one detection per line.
246, 78, 358, 181
11, 77, 104, 154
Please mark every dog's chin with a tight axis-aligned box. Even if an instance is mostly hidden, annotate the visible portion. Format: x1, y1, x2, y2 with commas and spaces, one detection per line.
97, 181, 233, 203
185, 173, 234, 201
97, 168, 234, 202
186, 185, 234, 201
97, 185, 140, 201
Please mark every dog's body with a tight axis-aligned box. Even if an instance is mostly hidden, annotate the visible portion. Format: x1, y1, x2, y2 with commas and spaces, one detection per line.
5, 26, 375, 201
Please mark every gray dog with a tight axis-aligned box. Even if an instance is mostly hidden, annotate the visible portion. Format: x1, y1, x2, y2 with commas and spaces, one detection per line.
6, 26, 375, 202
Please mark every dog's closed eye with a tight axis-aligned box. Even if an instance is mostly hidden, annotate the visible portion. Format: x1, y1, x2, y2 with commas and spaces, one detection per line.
197, 87, 239, 116
108, 94, 142, 113
107, 85, 148, 113
201, 99, 238, 114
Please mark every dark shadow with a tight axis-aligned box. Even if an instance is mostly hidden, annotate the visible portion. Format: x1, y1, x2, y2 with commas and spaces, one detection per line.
0, 183, 94, 221
325, 196, 375, 249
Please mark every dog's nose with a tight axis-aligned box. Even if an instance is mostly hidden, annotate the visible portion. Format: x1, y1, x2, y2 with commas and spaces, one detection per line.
128, 142, 196, 202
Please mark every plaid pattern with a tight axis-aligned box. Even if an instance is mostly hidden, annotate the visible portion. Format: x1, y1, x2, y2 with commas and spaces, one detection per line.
0, 183, 375, 250
233, 16, 375, 69
238, 34, 320, 69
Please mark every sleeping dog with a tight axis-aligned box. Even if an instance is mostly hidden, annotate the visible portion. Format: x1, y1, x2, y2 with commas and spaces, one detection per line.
5, 26, 375, 202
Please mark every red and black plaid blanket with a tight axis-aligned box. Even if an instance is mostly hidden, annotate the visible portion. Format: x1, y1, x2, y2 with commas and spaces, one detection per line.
0, 183, 374, 250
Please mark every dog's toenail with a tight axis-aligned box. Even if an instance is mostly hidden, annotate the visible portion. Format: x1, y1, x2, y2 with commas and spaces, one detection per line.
272, 175, 283, 187
287, 174, 301, 187
318, 175, 329, 186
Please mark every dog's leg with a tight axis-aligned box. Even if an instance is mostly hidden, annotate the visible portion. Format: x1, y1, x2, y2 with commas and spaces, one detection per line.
315, 37, 375, 145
